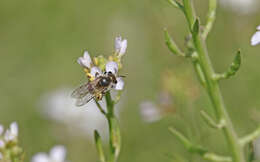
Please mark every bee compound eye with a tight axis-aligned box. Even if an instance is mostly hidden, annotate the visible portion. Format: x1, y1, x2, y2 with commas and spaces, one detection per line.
100, 78, 110, 86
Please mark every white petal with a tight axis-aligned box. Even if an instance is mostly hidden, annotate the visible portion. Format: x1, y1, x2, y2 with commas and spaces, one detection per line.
10, 122, 18, 137
50, 145, 66, 162
119, 39, 127, 56
90, 66, 102, 78
140, 101, 161, 123
251, 31, 260, 46
115, 36, 127, 56
105, 61, 118, 74
257, 25, 260, 31
0, 125, 4, 135
115, 77, 124, 90
4, 130, 15, 142
77, 51, 92, 68
0, 140, 5, 148
0, 152, 3, 160
31, 153, 50, 162
115, 36, 122, 53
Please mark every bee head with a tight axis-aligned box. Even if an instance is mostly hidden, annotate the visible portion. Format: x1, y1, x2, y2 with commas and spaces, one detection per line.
99, 77, 111, 87
103, 71, 118, 86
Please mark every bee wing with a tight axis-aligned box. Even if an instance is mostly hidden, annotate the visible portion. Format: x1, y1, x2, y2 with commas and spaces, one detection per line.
71, 82, 90, 99
75, 93, 95, 107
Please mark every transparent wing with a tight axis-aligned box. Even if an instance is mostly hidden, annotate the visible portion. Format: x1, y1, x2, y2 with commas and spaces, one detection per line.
75, 93, 94, 107
71, 82, 90, 99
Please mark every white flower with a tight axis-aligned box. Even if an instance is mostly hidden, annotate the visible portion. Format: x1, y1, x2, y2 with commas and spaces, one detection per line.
4, 122, 18, 142
115, 36, 127, 56
140, 101, 161, 123
77, 51, 92, 68
0, 140, 5, 148
0, 125, 3, 135
251, 25, 260, 46
90, 66, 102, 77
105, 61, 124, 90
219, 0, 259, 15
31, 145, 67, 162
106, 61, 118, 74
115, 77, 124, 90
38, 88, 123, 140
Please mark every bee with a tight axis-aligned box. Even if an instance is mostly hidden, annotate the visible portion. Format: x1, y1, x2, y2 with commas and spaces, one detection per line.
71, 71, 118, 106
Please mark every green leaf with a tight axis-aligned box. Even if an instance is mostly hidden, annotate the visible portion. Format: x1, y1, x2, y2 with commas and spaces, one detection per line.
192, 18, 200, 36
240, 125, 260, 146
200, 110, 225, 129
213, 50, 241, 80
164, 28, 185, 57
167, 0, 184, 12
203, 153, 232, 162
168, 127, 207, 155
94, 130, 106, 162
226, 50, 241, 77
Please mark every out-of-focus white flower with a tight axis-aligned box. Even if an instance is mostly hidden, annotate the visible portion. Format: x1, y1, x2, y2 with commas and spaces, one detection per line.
0, 140, 5, 148
251, 25, 260, 46
4, 122, 18, 142
0, 152, 3, 160
115, 36, 127, 57
38, 88, 123, 140
77, 51, 92, 69
140, 101, 161, 123
219, 0, 259, 15
31, 145, 67, 162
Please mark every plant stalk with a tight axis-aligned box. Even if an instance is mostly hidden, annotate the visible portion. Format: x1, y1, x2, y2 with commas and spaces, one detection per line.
105, 92, 121, 162
182, 0, 245, 161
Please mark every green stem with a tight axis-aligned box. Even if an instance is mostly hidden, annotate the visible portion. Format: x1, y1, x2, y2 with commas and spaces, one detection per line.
240, 126, 260, 146
105, 92, 121, 162
182, 1, 245, 162
193, 22, 244, 162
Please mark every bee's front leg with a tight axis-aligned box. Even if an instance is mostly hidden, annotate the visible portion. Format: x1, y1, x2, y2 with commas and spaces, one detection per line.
96, 93, 103, 100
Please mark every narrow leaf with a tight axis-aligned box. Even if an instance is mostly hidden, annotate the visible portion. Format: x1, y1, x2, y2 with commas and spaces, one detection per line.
164, 28, 185, 57
167, 0, 184, 11
240, 125, 260, 146
203, 153, 232, 162
200, 111, 225, 129
94, 130, 106, 162
192, 18, 200, 36
169, 127, 207, 155
226, 50, 241, 77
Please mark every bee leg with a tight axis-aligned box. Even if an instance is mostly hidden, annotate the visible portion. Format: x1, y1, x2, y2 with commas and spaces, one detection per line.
96, 93, 103, 100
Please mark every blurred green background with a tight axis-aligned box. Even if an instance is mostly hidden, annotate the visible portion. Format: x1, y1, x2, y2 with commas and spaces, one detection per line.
0, 0, 260, 161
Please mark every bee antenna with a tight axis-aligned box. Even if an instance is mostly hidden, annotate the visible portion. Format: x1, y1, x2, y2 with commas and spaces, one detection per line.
119, 74, 127, 78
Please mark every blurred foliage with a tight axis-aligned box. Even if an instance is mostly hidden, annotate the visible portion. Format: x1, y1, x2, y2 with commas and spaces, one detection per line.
0, 0, 260, 162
